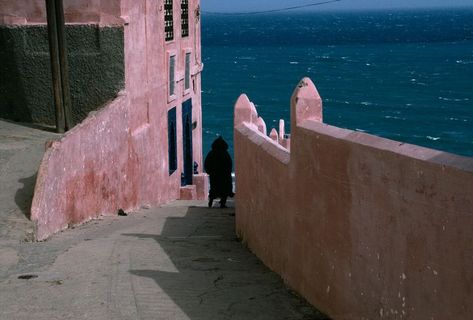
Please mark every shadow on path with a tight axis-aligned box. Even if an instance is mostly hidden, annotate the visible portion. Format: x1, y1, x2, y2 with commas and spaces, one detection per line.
14, 173, 37, 220
125, 205, 329, 320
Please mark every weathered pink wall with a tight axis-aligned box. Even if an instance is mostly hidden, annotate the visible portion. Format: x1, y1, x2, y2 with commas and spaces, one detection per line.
32, 93, 138, 240
0, 0, 123, 25
234, 78, 473, 319
31, 0, 204, 240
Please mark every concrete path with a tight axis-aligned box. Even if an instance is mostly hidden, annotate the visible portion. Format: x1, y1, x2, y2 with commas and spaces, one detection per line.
0, 120, 328, 319
0, 201, 328, 320
0, 120, 59, 242
0, 120, 59, 282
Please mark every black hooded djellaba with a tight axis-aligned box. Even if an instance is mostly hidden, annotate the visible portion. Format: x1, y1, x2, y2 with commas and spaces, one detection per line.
204, 137, 233, 203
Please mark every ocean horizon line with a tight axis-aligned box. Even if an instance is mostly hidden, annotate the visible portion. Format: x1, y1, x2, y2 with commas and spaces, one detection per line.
202, 6, 473, 16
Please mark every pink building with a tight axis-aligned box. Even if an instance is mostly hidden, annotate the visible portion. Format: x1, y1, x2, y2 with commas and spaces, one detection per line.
0, 0, 206, 240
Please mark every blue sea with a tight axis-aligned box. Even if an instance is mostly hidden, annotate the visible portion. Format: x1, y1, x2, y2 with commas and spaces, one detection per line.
201, 9, 473, 158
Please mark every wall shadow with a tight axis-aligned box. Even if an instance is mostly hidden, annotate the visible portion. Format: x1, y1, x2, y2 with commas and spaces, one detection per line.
124, 205, 329, 320
0, 26, 33, 124
14, 173, 37, 219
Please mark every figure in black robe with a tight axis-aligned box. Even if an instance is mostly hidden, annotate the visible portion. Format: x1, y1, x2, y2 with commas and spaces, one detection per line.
204, 137, 233, 208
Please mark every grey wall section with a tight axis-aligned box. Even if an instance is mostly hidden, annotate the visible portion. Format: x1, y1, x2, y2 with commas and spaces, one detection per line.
0, 25, 124, 126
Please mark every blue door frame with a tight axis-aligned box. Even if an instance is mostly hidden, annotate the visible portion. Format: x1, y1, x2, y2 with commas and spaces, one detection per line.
182, 99, 193, 186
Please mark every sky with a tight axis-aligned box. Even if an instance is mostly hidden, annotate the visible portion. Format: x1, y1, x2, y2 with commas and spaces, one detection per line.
201, 0, 473, 13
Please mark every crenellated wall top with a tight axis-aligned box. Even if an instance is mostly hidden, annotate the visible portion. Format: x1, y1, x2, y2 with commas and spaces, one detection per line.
234, 76, 473, 171
290, 77, 323, 130
234, 77, 324, 152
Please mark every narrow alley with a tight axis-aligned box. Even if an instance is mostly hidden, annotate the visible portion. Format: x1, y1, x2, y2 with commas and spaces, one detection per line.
0, 200, 328, 320
0, 120, 327, 319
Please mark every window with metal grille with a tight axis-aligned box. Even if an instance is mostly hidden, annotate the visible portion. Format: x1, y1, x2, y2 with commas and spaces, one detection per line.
181, 0, 189, 37
169, 55, 176, 96
165, 0, 174, 41
168, 107, 177, 174
184, 52, 191, 90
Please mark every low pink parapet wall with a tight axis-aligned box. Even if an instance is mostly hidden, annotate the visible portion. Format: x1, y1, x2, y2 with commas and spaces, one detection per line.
234, 78, 473, 319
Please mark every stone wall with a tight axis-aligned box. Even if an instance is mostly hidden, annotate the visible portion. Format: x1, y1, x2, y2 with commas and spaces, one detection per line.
0, 25, 124, 125
234, 78, 473, 319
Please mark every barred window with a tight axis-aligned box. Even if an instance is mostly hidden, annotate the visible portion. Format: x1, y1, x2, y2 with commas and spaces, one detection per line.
181, 0, 189, 37
165, 0, 174, 41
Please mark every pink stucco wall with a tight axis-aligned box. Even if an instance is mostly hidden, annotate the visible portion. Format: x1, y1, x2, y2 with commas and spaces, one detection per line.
234, 78, 473, 319
31, 0, 204, 240
0, 0, 122, 25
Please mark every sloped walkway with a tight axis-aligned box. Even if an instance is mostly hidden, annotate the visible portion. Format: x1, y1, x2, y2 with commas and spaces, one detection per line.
0, 120, 59, 242
0, 200, 328, 320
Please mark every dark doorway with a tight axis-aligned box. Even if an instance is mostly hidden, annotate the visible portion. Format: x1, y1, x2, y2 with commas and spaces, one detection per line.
182, 99, 193, 186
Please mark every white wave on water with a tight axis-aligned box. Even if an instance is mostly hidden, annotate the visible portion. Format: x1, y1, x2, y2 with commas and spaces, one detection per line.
384, 115, 405, 120
438, 97, 470, 102
204, 130, 220, 136
456, 60, 473, 64
360, 101, 373, 106
289, 61, 299, 65
446, 117, 468, 122
427, 136, 441, 141
327, 99, 351, 105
